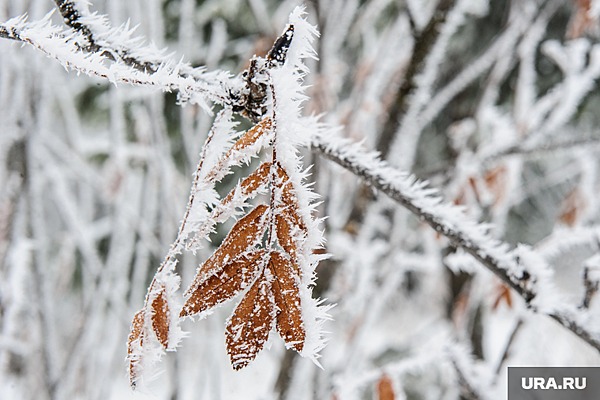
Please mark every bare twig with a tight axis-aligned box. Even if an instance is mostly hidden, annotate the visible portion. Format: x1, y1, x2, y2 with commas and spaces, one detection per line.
493, 318, 523, 377
451, 357, 481, 400
580, 261, 600, 309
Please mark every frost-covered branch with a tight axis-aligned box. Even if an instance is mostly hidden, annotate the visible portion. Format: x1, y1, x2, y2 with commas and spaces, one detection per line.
313, 133, 529, 296
53, 0, 159, 75
0, 12, 236, 107
311, 132, 600, 352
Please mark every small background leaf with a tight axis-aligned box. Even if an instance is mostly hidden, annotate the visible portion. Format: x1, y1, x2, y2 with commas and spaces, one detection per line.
376, 374, 395, 400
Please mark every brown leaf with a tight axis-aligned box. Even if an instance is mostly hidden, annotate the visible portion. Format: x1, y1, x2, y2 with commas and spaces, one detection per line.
186, 163, 273, 251
221, 161, 272, 206
567, 0, 594, 39
376, 374, 395, 400
184, 204, 269, 297
127, 309, 145, 388
205, 118, 273, 182
276, 213, 301, 275
151, 288, 170, 348
232, 117, 272, 152
274, 163, 307, 231
492, 283, 513, 311
269, 251, 305, 352
559, 188, 587, 227
274, 163, 296, 202
483, 165, 507, 207
225, 276, 274, 370
180, 249, 266, 317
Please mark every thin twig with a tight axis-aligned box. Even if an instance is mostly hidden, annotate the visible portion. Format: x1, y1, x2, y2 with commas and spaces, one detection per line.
494, 318, 523, 377
451, 357, 481, 400
581, 264, 600, 309
485, 136, 600, 162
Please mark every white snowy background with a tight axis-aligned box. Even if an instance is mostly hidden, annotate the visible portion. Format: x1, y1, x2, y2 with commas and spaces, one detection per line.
2, 0, 600, 399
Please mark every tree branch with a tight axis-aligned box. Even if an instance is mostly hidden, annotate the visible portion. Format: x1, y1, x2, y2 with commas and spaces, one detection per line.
0, 15, 234, 106
53, 0, 158, 71
311, 132, 600, 352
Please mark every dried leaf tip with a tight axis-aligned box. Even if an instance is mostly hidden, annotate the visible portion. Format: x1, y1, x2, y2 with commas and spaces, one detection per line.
267, 25, 294, 67
204, 117, 273, 182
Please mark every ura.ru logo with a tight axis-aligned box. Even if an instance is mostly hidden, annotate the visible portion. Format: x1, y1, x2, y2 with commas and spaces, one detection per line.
521, 377, 587, 390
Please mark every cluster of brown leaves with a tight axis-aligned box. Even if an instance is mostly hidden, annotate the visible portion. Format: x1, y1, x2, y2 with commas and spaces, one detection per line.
127, 114, 313, 382
180, 152, 309, 368
181, 116, 310, 368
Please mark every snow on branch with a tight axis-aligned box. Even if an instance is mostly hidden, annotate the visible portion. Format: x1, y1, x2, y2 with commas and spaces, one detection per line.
311, 131, 600, 352
53, 0, 159, 71
53, 0, 209, 80
0, 10, 235, 108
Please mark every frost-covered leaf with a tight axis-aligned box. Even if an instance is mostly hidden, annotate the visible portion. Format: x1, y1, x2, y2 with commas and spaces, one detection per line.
180, 249, 266, 317
205, 117, 273, 183
275, 213, 301, 271
558, 187, 587, 226
274, 163, 307, 231
567, 0, 595, 39
184, 204, 269, 298
220, 161, 272, 206
225, 277, 275, 370
230, 117, 272, 153
491, 283, 513, 310
127, 309, 145, 387
269, 251, 305, 352
151, 288, 170, 348
483, 165, 507, 207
